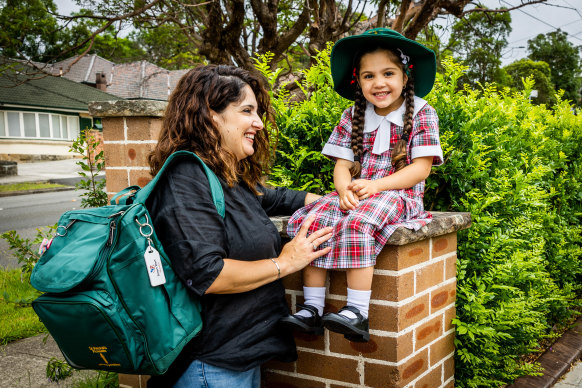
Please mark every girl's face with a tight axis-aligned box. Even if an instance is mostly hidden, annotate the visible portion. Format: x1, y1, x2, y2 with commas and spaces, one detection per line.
358, 49, 408, 116
213, 85, 264, 161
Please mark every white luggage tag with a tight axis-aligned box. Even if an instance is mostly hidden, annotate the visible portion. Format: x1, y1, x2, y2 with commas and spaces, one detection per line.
144, 246, 166, 287
136, 213, 166, 287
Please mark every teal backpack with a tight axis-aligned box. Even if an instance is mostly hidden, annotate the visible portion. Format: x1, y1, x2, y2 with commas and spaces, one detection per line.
30, 151, 224, 375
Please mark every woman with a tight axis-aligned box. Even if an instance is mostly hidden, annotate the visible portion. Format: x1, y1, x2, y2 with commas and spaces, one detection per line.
146, 64, 332, 387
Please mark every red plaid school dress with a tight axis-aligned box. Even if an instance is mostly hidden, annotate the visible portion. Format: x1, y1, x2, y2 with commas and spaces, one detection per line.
287, 96, 443, 269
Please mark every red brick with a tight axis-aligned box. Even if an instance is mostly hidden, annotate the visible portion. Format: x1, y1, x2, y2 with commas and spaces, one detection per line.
377, 239, 430, 271
369, 303, 398, 332
129, 169, 152, 188
445, 255, 457, 280
296, 350, 360, 384
443, 379, 454, 388
126, 117, 162, 141
329, 330, 413, 363
364, 348, 429, 388
430, 281, 456, 314
262, 358, 295, 373
262, 371, 325, 388
415, 260, 444, 293
430, 332, 455, 366
372, 271, 414, 302
415, 314, 443, 351
431, 233, 456, 258
399, 293, 430, 331
105, 168, 129, 193
282, 270, 302, 292
102, 117, 125, 141
328, 269, 347, 296
414, 365, 442, 388
444, 306, 456, 332
104, 143, 154, 168
443, 355, 455, 382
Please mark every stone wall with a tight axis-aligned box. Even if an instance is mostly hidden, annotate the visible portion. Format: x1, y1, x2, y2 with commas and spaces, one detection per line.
90, 100, 471, 388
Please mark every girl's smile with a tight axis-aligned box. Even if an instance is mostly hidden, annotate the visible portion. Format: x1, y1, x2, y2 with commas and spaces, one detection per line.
358, 50, 408, 116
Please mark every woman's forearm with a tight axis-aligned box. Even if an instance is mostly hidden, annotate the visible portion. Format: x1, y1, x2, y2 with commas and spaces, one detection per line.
205, 258, 281, 294
205, 217, 334, 294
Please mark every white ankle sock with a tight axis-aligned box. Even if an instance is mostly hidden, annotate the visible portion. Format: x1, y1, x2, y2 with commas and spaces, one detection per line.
295, 286, 326, 318
339, 288, 371, 319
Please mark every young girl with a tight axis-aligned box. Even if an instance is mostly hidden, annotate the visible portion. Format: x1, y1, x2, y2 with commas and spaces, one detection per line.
280, 28, 443, 342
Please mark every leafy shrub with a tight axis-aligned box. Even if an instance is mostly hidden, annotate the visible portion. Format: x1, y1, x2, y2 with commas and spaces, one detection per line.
256, 52, 582, 386
259, 44, 350, 194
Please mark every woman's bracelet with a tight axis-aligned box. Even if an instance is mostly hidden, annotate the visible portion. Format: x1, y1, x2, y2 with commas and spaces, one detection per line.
270, 258, 281, 280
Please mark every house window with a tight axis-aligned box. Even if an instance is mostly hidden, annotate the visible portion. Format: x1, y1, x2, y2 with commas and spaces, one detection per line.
0, 112, 5, 136
7, 112, 20, 137
38, 114, 50, 138
23, 113, 36, 137
0, 110, 81, 140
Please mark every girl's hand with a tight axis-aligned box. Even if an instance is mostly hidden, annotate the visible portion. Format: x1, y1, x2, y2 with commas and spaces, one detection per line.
338, 187, 359, 210
278, 216, 333, 274
348, 179, 380, 200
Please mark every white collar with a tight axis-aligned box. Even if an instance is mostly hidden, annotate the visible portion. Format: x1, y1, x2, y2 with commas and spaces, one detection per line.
363, 95, 427, 132
355, 96, 427, 155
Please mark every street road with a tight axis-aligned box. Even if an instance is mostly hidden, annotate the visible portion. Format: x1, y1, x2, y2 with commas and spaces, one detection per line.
0, 190, 84, 269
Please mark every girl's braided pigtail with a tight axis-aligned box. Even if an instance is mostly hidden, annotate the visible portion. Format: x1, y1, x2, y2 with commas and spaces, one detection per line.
349, 86, 367, 178
391, 73, 415, 172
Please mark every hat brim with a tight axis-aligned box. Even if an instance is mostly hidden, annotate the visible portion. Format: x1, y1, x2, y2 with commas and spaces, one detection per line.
331, 33, 436, 100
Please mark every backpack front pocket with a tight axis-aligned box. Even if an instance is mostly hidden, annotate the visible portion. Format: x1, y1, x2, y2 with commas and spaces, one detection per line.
32, 291, 144, 374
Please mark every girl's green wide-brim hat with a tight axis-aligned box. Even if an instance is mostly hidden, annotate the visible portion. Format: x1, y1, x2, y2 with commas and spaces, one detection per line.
331, 28, 437, 100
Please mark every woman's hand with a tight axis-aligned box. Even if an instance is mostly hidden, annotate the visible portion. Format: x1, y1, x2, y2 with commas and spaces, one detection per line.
278, 215, 333, 275
348, 178, 380, 200
205, 216, 332, 295
337, 187, 359, 211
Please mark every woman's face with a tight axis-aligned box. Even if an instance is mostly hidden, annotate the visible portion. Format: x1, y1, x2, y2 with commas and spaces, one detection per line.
213, 85, 264, 161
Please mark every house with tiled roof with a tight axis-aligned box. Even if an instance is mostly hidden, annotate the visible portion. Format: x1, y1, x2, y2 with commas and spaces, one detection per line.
0, 61, 122, 160
49, 55, 189, 100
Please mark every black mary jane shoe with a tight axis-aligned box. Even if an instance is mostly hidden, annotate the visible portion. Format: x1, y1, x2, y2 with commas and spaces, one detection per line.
279, 303, 323, 335
322, 305, 370, 342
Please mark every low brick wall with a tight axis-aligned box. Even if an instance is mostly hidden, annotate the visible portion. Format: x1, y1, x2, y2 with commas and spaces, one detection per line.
267, 213, 467, 388
90, 100, 470, 388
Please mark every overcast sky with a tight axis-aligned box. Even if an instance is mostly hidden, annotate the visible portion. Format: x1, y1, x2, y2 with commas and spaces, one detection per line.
54, 0, 581, 66
462, 0, 582, 65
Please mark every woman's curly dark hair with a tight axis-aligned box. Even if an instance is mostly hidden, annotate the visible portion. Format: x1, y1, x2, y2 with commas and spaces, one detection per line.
148, 64, 275, 193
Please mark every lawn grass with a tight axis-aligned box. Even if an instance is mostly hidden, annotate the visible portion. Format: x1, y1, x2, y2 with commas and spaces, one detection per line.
0, 268, 46, 345
0, 182, 67, 192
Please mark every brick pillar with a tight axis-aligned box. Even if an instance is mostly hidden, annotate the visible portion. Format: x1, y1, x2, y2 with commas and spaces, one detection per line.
266, 212, 470, 388
88, 100, 167, 197
92, 100, 471, 388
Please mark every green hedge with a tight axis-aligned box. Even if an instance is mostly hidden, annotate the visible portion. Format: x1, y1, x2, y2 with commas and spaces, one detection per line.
259, 48, 582, 387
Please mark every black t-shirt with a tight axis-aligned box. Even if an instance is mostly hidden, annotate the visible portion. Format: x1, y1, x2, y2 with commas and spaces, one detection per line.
145, 158, 306, 385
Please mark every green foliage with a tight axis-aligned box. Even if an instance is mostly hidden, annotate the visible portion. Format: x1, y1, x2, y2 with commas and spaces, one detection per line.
0, 0, 65, 61
70, 129, 108, 208
46, 357, 74, 383
0, 226, 56, 276
503, 59, 557, 106
425, 57, 582, 386
257, 43, 351, 194
448, 7, 512, 86
0, 268, 46, 345
527, 30, 582, 105
257, 51, 582, 386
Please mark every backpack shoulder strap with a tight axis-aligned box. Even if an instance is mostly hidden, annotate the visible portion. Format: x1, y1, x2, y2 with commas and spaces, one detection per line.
131, 151, 225, 218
